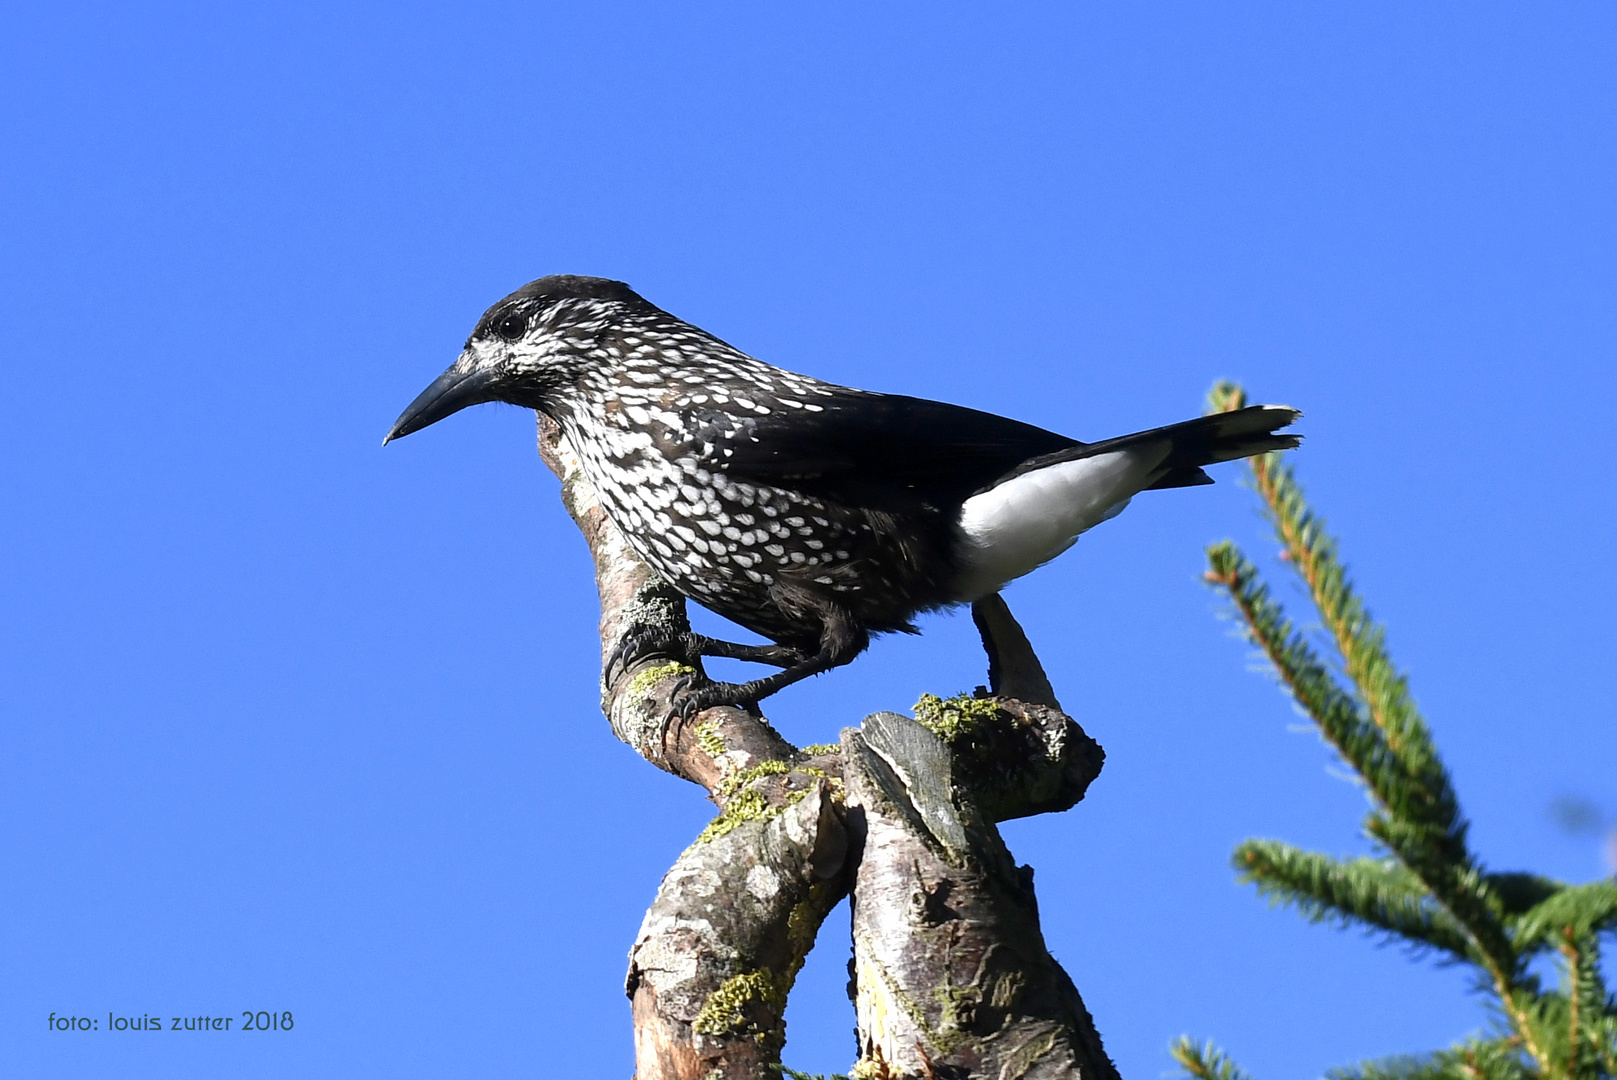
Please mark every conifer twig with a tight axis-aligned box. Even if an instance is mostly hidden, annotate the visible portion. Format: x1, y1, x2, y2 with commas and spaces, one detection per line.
1171, 1036, 1254, 1080
1326, 1043, 1533, 1080
1207, 382, 1461, 849
1511, 883, 1617, 950
1202, 538, 1523, 1001
1233, 840, 1473, 959
1203, 379, 1617, 1073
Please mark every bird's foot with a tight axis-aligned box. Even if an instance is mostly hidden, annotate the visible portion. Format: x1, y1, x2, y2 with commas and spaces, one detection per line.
606, 629, 807, 691
604, 626, 693, 689
667, 675, 763, 720
665, 639, 846, 718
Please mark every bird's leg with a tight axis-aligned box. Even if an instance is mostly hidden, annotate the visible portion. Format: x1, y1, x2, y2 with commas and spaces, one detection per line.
685, 637, 808, 668
670, 613, 867, 717
606, 628, 806, 689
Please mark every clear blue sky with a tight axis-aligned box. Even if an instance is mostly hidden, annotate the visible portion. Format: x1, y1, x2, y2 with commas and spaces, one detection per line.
4, 3, 1614, 1077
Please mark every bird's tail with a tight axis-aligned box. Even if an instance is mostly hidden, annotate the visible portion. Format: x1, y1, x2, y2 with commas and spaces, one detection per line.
950, 404, 1300, 600
1140, 404, 1302, 489
1002, 404, 1302, 491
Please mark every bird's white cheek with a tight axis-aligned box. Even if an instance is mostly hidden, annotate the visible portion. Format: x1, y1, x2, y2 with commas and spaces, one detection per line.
950, 447, 1167, 601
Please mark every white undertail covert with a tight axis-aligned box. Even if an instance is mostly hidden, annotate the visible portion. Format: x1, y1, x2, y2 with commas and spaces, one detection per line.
951, 444, 1172, 601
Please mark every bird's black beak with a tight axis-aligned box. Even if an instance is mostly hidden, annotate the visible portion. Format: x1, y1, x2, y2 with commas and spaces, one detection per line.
383, 358, 505, 445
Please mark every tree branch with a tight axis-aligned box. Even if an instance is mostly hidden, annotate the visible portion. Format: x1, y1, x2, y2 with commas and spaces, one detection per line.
539, 415, 847, 1077
841, 705, 1116, 1079
537, 413, 1116, 1079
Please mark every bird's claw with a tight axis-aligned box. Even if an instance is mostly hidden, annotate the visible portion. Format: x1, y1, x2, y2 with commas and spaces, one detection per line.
667, 674, 755, 720
668, 672, 706, 720
605, 627, 689, 689
606, 627, 811, 695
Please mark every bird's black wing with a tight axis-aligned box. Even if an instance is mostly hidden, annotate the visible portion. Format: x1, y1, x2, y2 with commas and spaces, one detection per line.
688, 389, 1081, 512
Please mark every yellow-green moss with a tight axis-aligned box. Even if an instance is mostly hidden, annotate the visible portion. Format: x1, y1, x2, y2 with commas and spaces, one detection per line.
714, 758, 789, 800
621, 661, 695, 707
694, 719, 727, 759
988, 969, 1025, 1011
696, 789, 770, 843
785, 892, 828, 969
792, 764, 845, 807
933, 983, 981, 1034
696, 786, 810, 844
800, 742, 842, 756
691, 968, 786, 1037
912, 692, 1003, 743
696, 760, 803, 844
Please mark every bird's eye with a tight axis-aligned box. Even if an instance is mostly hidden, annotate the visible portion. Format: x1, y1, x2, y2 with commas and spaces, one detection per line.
494, 312, 529, 342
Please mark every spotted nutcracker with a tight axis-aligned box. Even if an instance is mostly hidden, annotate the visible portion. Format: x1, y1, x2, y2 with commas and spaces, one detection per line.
386, 275, 1300, 713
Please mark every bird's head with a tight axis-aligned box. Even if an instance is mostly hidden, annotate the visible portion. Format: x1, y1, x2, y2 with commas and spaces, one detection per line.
383, 275, 651, 444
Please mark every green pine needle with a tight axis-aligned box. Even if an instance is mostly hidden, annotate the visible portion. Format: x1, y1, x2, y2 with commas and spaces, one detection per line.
1512, 883, 1617, 951
1489, 873, 1567, 918
1172, 1036, 1255, 1080
1234, 840, 1474, 960
1204, 539, 1439, 832
1327, 1052, 1466, 1080
1191, 382, 1617, 1080
769, 1066, 850, 1080
1327, 1042, 1534, 1080
1204, 402, 1522, 992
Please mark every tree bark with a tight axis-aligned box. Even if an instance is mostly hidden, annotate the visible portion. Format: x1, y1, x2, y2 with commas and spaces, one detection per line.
536, 415, 1120, 1080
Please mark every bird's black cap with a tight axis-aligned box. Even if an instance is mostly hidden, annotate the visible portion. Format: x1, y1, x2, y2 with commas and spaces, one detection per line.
469, 275, 649, 337
504, 275, 643, 302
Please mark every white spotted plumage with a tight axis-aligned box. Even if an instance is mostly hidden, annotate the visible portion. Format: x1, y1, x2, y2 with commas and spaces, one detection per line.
388, 274, 1301, 703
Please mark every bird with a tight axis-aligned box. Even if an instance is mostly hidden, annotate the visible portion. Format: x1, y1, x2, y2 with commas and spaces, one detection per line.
386, 275, 1300, 714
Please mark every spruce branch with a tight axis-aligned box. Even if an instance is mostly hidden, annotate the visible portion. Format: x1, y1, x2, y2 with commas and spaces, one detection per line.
1233, 840, 1473, 959
1512, 883, 1617, 952
1327, 1051, 1472, 1080
1192, 382, 1616, 1080
1204, 541, 1417, 824
1327, 1042, 1535, 1080
1561, 930, 1612, 1080
1196, 382, 1615, 1076
1510, 956, 1612, 1080
1450, 1040, 1539, 1080
1595, 1015, 1617, 1077
1172, 1036, 1255, 1080
1204, 539, 1517, 984
1491, 874, 1569, 918
1207, 382, 1462, 856
769, 1067, 851, 1080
